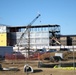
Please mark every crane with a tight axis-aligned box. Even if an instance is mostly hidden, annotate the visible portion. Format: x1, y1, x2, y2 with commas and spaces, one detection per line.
15, 14, 41, 48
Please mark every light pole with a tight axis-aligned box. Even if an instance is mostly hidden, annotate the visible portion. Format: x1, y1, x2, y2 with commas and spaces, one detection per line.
73, 46, 75, 75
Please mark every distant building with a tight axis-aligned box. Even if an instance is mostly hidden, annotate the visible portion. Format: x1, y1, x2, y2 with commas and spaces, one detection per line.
0, 24, 76, 49
60, 35, 76, 46
0, 24, 7, 46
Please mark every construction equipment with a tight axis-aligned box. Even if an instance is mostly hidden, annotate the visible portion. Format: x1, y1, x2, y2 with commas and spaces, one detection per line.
18, 14, 40, 46
15, 14, 41, 49
50, 31, 61, 46
52, 37, 61, 45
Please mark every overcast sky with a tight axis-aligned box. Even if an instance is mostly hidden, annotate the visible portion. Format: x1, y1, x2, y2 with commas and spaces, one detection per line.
0, 0, 76, 35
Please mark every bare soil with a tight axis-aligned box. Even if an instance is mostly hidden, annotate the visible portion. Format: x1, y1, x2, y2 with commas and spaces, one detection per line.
0, 60, 76, 75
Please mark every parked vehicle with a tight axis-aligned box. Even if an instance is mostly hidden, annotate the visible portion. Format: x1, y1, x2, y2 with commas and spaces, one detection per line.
35, 49, 46, 53
29, 48, 46, 60
46, 49, 57, 53
60, 48, 70, 51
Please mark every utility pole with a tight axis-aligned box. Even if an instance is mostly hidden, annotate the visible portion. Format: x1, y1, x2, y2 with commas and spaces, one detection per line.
27, 27, 30, 58
73, 46, 75, 75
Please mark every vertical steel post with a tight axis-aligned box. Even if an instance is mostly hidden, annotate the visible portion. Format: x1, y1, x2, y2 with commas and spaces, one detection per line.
27, 28, 30, 58
73, 46, 75, 75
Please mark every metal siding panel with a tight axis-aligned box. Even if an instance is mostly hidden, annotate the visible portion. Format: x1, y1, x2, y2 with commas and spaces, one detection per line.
0, 33, 7, 46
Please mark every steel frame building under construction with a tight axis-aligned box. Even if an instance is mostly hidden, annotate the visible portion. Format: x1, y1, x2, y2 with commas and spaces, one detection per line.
0, 24, 76, 50
0, 24, 60, 49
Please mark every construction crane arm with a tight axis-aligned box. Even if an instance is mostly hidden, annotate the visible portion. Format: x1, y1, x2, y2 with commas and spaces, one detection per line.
16, 14, 41, 46
28, 14, 41, 26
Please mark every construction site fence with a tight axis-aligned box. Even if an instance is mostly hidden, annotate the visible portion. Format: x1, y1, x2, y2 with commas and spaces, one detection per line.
5, 53, 41, 60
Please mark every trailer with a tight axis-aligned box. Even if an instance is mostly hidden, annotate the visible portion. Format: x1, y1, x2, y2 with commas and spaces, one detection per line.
0, 46, 13, 58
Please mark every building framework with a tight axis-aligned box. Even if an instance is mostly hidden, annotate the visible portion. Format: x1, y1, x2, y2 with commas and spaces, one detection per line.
9, 24, 60, 49
0, 24, 76, 49
0, 24, 60, 48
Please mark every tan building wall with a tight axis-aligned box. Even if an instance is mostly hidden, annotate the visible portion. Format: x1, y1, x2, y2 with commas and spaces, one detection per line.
60, 35, 76, 46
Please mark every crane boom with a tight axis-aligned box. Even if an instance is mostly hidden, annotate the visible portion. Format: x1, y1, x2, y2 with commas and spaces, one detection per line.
16, 14, 41, 46
28, 14, 41, 26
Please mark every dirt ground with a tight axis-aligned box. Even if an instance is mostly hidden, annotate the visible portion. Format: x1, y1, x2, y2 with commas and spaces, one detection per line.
0, 60, 76, 75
